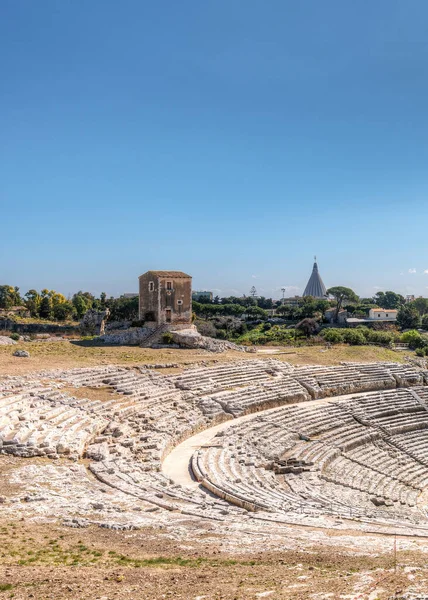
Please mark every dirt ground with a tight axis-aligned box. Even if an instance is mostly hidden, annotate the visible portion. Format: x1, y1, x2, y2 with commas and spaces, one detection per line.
0, 520, 425, 600
1, 340, 423, 599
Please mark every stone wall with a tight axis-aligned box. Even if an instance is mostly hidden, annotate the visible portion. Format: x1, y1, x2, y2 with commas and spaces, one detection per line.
0, 320, 79, 334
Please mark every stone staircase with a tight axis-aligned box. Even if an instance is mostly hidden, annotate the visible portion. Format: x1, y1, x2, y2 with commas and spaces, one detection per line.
139, 324, 169, 348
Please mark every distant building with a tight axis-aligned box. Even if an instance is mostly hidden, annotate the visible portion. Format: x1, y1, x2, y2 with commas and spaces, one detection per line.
192, 291, 213, 302
282, 296, 301, 307
406, 295, 415, 303
121, 293, 138, 299
347, 308, 398, 326
303, 259, 327, 299
0, 306, 30, 318
139, 270, 192, 327
368, 308, 398, 321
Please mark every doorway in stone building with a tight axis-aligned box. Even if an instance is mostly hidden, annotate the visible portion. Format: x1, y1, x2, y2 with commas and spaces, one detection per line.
165, 309, 172, 323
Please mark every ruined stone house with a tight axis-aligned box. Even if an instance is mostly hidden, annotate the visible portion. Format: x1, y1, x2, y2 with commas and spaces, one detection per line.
138, 271, 192, 327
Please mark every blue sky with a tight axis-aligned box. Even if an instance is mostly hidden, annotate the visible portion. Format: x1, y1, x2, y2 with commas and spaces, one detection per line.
1, 0, 428, 299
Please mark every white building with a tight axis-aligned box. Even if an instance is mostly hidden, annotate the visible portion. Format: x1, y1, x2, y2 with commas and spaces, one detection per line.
368, 308, 398, 321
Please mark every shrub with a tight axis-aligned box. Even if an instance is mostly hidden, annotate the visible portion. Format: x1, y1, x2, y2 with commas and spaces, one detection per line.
296, 318, 320, 337
195, 319, 217, 338
10, 332, 20, 341
342, 329, 366, 345
355, 326, 371, 340
400, 330, 423, 349
415, 347, 427, 357
322, 329, 344, 344
366, 330, 395, 346
216, 329, 227, 340
161, 332, 174, 345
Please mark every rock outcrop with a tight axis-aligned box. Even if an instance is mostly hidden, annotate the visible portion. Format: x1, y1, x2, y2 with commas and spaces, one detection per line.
170, 328, 252, 353
80, 308, 110, 336
98, 327, 152, 345
0, 336, 17, 346
13, 350, 30, 358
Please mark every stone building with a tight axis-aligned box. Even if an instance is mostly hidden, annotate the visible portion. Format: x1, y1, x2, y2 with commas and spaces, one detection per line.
192, 290, 213, 302
368, 308, 398, 321
139, 271, 192, 327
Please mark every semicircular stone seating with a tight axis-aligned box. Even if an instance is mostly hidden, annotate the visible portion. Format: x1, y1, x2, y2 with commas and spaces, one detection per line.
1, 359, 428, 529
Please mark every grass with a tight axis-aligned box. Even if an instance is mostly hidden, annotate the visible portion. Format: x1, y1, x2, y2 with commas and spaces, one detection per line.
0, 335, 408, 378
283, 343, 407, 366
0, 533, 254, 570
6, 316, 79, 326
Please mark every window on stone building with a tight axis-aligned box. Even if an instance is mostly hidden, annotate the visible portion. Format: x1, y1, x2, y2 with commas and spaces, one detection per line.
166, 281, 172, 290
149, 282, 154, 292
177, 300, 183, 305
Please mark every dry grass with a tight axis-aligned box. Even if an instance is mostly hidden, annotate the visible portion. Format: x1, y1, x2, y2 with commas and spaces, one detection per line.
0, 340, 407, 378
280, 344, 407, 366
62, 385, 126, 403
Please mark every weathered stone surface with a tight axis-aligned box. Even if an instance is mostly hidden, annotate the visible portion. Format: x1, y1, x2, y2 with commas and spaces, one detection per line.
13, 350, 30, 357
98, 327, 152, 345
170, 328, 252, 353
80, 308, 110, 336
2, 359, 428, 541
0, 336, 17, 346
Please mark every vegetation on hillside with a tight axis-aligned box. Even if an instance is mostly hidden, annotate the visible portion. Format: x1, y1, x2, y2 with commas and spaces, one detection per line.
0, 285, 139, 323
2, 283, 428, 349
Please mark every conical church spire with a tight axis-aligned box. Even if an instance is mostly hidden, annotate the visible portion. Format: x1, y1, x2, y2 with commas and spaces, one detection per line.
303, 259, 327, 298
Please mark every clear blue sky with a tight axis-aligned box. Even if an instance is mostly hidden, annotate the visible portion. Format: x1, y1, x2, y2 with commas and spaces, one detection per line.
1, 0, 428, 299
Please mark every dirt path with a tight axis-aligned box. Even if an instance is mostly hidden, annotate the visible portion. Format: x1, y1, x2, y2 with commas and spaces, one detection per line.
161, 392, 369, 486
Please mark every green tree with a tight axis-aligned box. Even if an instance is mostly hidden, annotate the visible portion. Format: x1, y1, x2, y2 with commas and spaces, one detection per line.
422, 314, 428, 330
24, 289, 41, 316
0, 285, 15, 309
373, 291, 405, 309
411, 297, 428, 317
396, 304, 421, 330
326, 286, 359, 323
72, 291, 94, 318
105, 296, 139, 321
244, 306, 268, 320
11, 287, 23, 305
39, 295, 52, 319
52, 301, 74, 321
257, 297, 274, 309
222, 304, 246, 317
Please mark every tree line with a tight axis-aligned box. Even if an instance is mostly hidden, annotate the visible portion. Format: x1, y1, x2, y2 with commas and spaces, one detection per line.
1, 283, 428, 329
0, 286, 139, 322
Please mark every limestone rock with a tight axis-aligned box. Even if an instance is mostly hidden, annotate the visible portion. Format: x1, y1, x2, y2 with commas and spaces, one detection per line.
0, 336, 17, 345
13, 350, 30, 358
98, 327, 152, 345
170, 328, 251, 353
80, 308, 110, 336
